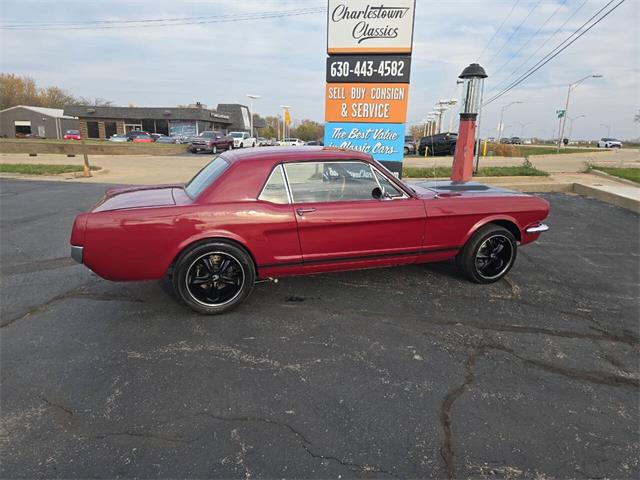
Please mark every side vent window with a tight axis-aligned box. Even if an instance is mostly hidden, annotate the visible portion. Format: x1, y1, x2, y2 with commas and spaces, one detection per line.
258, 165, 289, 204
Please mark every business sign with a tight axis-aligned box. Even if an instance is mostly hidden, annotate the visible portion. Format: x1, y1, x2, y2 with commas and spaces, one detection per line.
325, 83, 409, 123
324, 122, 405, 162
327, 0, 417, 54
326, 55, 411, 83
325, 0, 415, 176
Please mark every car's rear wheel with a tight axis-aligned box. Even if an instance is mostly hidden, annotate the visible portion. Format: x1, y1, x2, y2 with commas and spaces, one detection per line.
172, 241, 255, 314
456, 224, 517, 284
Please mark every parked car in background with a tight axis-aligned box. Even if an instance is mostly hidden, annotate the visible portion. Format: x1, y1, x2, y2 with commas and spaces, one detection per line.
229, 131, 256, 148
404, 135, 416, 155
418, 133, 458, 156
257, 137, 273, 147
278, 138, 304, 147
109, 134, 129, 143
500, 138, 511, 144
132, 134, 154, 143
305, 140, 324, 146
63, 129, 81, 140
154, 135, 177, 144
486, 137, 496, 143
69, 147, 550, 315
189, 131, 233, 154
510, 137, 522, 145
126, 130, 152, 141
597, 138, 622, 148
523, 138, 532, 145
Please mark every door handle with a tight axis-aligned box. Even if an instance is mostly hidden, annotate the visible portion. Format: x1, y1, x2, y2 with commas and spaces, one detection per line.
296, 207, 317, 216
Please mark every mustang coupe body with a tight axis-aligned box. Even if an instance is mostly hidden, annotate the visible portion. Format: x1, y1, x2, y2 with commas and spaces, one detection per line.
70, 147, 549, 314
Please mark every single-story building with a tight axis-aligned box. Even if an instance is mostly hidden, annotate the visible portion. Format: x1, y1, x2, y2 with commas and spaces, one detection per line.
63, 105, 235, 139
0, 105, 79, 139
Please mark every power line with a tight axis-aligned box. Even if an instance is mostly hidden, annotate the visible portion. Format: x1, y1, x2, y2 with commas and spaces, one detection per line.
0, 7, 326, 30
485, 0, 544, 67
488, 0, 588, 94
491, 0, 567, 78
478, 0, 522, 61
484, 0, 625, 106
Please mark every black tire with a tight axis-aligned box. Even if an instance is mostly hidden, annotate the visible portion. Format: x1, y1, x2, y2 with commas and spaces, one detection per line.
172, 241, 255, 314
450, 144, 456, 155
456, 224, 517, 284
189, 148, 197, 154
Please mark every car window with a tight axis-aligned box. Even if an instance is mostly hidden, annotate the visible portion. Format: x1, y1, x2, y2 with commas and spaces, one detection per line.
258, 165, 289, 204
284, 161, 379, 203
373, 169, 404, 198
185, 156, 229, 199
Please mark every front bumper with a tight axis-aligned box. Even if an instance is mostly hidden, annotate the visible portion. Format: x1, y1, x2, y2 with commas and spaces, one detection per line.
525, 223, 549, 233
71, 245, 84, 263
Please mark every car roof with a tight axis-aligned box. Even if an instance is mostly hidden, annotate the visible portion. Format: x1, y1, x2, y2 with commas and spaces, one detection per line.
221, 146, 373, 164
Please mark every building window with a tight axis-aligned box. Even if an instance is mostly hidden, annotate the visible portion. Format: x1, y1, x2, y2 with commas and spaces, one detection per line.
86, 121, 100, 139
105, 122, 117, 138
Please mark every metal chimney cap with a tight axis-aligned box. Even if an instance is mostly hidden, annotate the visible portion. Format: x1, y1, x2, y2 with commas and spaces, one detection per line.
459, 63, 488, 79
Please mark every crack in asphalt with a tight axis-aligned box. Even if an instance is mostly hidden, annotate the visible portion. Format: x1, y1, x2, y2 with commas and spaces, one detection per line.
40, 397, 74, 417
439, 342, 639, 480
0, 280, 145, 328
200, 413, 398, 477
440, 346, 489, 480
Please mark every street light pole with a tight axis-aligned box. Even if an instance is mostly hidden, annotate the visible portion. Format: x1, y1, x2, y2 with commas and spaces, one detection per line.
515, 121, 532, 138
246, 94, 260, 139
497, 101, 523, 141
600, 123, 611, 137
557, 74, 602, 152
567, 115, 586, 141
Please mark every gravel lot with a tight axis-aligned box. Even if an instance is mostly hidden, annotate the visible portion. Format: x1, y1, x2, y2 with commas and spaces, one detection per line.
1, 179, 638, 479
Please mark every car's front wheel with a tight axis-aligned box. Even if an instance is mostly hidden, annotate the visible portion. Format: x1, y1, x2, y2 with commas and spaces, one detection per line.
456, 224, 517, 284
172, 241, 255, 314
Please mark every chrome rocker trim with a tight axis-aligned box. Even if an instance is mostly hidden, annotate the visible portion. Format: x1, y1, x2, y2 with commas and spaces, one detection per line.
71, 245, 84, 263
525, 223, 549, 234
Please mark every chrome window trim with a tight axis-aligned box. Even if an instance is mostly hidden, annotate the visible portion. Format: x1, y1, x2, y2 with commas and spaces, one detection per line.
258, 164, 291, 205
370, 165, 409, 200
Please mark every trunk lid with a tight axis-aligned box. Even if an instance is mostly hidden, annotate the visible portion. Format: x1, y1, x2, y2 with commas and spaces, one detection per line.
92, 185, 183, 212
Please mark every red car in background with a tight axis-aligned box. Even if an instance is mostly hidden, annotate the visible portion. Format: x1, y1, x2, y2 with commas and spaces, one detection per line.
132, 134, 154, 143
63, 129, 81, 140
70, 147, 549, 315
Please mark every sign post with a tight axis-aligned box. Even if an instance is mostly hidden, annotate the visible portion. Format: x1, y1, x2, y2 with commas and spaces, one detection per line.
324, 0, 416, 177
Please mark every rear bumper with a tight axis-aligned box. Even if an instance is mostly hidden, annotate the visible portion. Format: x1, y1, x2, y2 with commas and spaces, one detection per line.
71, 245, 84, 264
525, 223, 549, 233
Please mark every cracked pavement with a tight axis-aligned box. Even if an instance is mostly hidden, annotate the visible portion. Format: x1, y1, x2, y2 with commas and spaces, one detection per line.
1, 179, 638, 479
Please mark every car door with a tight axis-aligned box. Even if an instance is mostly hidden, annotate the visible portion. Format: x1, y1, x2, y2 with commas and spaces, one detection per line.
283, 160, 425, 264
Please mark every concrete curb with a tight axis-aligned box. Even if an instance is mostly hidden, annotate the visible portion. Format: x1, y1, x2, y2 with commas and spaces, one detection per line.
589, 169, 640, 187
572, 183, 640, 214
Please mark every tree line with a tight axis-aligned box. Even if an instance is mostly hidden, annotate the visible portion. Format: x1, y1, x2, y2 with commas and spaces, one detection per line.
0, 73, 113, 111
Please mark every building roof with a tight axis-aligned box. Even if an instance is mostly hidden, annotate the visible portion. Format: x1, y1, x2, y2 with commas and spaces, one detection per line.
0, 105, 76, 119
62, 105, 233, 124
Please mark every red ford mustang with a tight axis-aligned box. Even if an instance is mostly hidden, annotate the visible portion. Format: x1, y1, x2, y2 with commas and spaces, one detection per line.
70, 147, 549, 314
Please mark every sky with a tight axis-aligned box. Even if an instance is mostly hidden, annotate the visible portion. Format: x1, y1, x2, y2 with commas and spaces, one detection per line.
1, 0, 638, 140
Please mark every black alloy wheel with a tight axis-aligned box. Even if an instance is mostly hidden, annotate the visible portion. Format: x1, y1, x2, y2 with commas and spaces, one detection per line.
456, 224, 517, 283
172, 241, 255, 314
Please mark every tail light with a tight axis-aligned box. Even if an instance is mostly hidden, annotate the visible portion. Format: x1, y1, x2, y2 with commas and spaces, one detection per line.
70, 213, 88, 246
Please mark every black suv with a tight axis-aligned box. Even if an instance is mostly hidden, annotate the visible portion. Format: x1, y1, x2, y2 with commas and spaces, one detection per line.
418, 133, 457, 156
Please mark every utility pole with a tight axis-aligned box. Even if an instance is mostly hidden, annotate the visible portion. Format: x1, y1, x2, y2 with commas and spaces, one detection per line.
557, 74, 602, 152
600, 123, 611, 137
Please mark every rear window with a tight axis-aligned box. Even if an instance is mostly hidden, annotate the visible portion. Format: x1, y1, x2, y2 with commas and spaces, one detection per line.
185, 157, 230, 199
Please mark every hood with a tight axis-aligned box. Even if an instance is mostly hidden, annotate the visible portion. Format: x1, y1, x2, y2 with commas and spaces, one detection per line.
407, 180, 526, 199
92, 185, 183, 212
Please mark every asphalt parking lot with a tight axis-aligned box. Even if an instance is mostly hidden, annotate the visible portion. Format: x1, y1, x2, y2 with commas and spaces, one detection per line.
1, 179, 638, 479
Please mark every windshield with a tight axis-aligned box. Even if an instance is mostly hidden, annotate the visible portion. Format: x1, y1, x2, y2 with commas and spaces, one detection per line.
229, 132, 244, 138
185, 156, 230, 199
66, 130, 79, 134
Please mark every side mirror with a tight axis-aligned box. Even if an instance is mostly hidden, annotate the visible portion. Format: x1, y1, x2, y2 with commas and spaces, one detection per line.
371, 187, 383, 200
